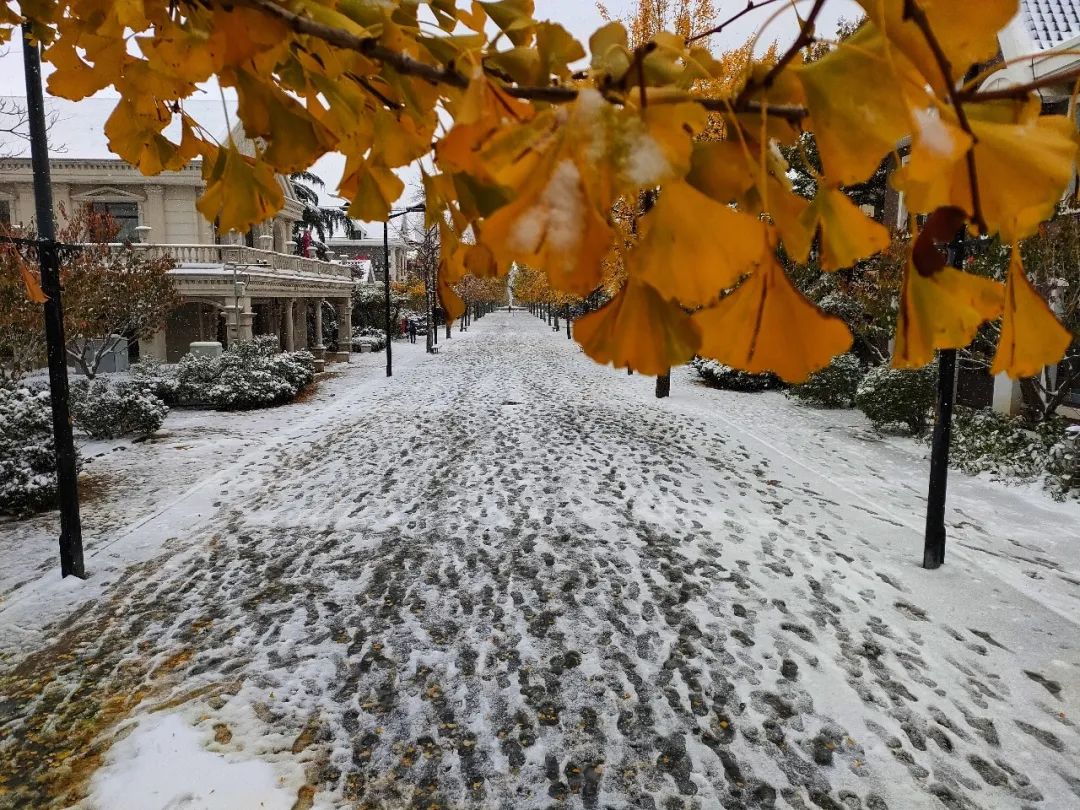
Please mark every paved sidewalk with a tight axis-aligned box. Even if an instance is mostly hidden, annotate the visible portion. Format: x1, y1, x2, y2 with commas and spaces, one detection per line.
1, 312, 1076, 809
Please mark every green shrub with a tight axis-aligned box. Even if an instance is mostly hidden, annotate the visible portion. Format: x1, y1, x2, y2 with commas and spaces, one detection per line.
788, 353, 863, 407
693, 358, 781, 392
855, 364, 937, 434
70, 378, 168, 439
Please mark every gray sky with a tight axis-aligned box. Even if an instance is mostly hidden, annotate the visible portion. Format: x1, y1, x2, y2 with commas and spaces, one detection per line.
0, 0, 861, 233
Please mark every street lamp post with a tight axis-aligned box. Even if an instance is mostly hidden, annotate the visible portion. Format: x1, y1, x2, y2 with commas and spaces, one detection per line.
923, 231, 966, 569
22, 27, 85, 578
382, 204, 424, 377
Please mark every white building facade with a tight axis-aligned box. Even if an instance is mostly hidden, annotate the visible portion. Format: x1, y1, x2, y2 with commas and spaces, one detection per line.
0, 156, 354, 363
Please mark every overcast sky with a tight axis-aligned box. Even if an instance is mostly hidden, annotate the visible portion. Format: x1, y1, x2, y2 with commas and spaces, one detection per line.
0, 0, 861, 235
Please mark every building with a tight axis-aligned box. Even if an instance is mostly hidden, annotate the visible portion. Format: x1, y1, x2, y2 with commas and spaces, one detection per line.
0, 107, 355, 364
329, 229, 410, 283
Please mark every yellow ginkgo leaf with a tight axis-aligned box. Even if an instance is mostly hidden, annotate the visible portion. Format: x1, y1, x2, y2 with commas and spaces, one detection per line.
439, 272, 467, 322
196, 146, 284, 233
18, 263, 48, 304
574, 277, 701, 376
990, 249, 1072, 379
693, 258, 852, 383
634, 182, 769, 307
855, 0, 1017, 93
894, 99, 1078, 241
799, 186, 891, 271
338, 158, 404, 223
481, 155, 612, 296
103, 96, 175, 175
685, 140, 756, 205
479, 0, 535, 46
893, 261, 1004, 369
795, 25, 921, 186
755, 180, 813, 263
46, 35, 126, 99
234, 72, 338, 174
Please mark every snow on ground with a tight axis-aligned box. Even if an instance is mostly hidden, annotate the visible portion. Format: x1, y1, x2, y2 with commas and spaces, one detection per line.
1, 312, 1078, 810
87, 711, 301, 810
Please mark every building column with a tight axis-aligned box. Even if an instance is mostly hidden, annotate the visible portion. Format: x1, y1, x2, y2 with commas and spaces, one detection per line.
332, 298, 352, 362
992, 372, 1023, 416
145, 184, 166, 238
138, 328, 167, 362
314, 300, 324, 348
284, 298, 296, 351
224, 296, 253, 346
292, 300, 308, 350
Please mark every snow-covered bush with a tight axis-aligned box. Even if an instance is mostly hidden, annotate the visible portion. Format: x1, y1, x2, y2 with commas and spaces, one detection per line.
855, 364, 937, 434
130, 358, 180, 403
945, 408, 1079, 500
692, 358, 781, 392
268, 349, 315, 391
817, 292, 864, 327
172, 340, 314, 410
1043, 425, 1079, 501
70, 378, 168, 439
351, 326, 386, 352
250, 334, 283, 357
947, 407, 1050, 479
788, 354, 863, 408
0, 385, 60, 516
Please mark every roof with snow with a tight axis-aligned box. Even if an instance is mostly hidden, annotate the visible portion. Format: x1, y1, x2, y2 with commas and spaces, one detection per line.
1021, 0, 1080, 50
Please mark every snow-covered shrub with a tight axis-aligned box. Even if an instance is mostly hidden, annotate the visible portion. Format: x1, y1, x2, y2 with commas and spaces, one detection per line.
855, 364, 937, 434
0, 385, 60, 516
268, 349, 315, 391
788, 354, 863, 407
172, 340, 314, 410
692, 358, 781, 392
817, 292, 864, 326
1044, 426, 1079, 501
947, 407, 1049, 479
351, 326, 386, 352
130, 358, 179, 403
945, 408, 1079, 500
173, 352, 220, 405
250, 334, 283, 357
70, 378, 168, 439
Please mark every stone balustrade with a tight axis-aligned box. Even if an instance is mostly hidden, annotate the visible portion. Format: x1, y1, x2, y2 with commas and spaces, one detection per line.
98, 243, 352, 281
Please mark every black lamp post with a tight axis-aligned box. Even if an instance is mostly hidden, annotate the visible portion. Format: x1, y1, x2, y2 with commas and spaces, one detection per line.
382, 204, 424, 377
923, 230, 967, 569
22, 26, 85, 578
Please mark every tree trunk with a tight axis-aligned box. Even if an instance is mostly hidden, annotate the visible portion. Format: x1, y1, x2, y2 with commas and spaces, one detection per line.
565, 309, 571, 339
655, 371, 670, 399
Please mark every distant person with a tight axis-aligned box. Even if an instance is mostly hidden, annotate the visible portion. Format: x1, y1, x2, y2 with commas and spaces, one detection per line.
408, 320, 417, 344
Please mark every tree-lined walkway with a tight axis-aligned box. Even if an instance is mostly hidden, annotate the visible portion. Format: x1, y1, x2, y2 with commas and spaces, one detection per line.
1, 311, 1077, 809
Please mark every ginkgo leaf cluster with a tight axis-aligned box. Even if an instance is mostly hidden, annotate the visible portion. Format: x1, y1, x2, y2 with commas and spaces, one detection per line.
4, 0, 1077, 382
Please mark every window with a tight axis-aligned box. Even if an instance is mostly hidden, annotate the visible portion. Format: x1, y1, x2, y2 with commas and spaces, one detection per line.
89, 201, 139, 242
0, 200, 10, 227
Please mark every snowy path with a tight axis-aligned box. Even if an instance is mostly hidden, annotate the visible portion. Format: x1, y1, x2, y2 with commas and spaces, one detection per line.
1, 312, 1078, 810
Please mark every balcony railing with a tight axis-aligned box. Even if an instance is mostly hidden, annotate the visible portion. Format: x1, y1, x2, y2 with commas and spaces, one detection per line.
107, 243, 353, 281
